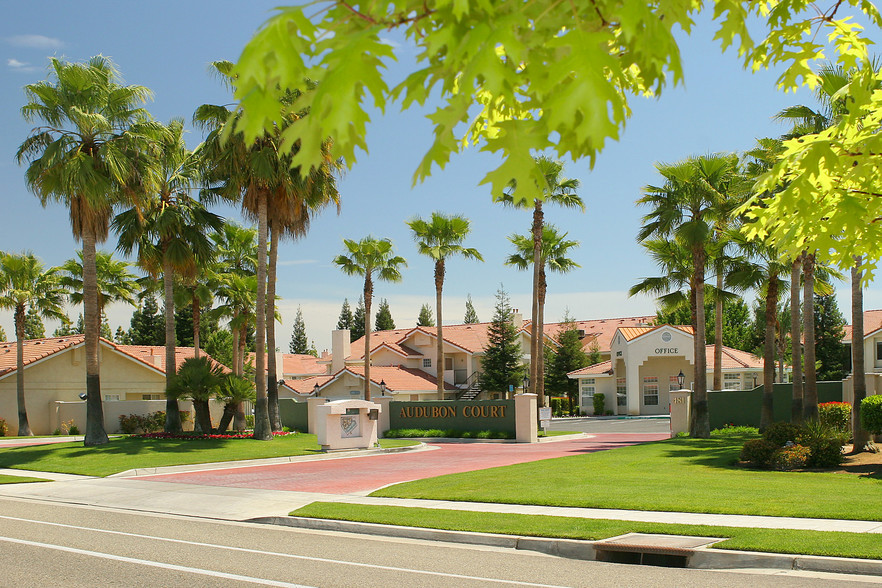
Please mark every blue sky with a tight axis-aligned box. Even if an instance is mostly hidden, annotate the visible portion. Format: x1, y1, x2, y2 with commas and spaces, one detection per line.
2, 2, 878, 352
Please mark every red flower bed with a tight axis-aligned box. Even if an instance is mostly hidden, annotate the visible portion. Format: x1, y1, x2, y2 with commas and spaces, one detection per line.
136, 431, 294, 440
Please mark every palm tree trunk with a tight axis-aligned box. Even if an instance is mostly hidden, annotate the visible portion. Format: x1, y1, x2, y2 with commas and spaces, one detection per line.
435, 259, 445, 400
776, 319, 785, 383
192, 298, 201, 360
234, 401, 247, 431
238, 323, 247, 375
82, 231, 108, 446
530, 202, 543, 405
852, 257, 868, 452
803, 253, 818, 420
713, 273, 723, 391
231, 310, 240, 376
790, 256, 803, 422
253, 193, 273, 440
266, 224, 281, 431
761, 277, 778, 430
163, 254, 183, 433
537, 266, 547, 406
363, 274, 373, 401
690, 247, 709, 438
14, 305, 32, 436
217, 403, 234, 434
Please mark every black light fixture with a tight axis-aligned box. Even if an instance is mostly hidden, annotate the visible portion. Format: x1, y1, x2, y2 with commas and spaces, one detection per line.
523, 375, 529, 392
379, 379, 387, 396
752, 373, 758, 388
676, 370, 685, 389
78, 392, 87, 400
278, 379, 285, 387
313, 382, 320, 395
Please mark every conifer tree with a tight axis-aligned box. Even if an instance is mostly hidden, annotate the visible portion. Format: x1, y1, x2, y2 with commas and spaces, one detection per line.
479, 287, 525, 395
100, 316, 113, 340
336, 298, 353, 331
814, 294, 847, 381
417, 303, 434, 327
53, 315, 76, 337
0, 326, 6, 341
374, 298, 395, 331
126, 295, 164, 345
545, 313, 589, 414
464, 294, 479, 324
289, 307, 309, 354
115, 326, 128, 344
351, 296, 366, 342
23, 307, 45, 339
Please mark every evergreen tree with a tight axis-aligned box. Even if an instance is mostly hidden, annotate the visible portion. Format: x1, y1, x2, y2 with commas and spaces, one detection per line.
351, 296, 366, 341
126, 295, 164, 346
175, 305, 194, 348
115, 326, 128, 344
204, 328, 234, 370
53, 315, 76, 337
479, 287, 525, 394
586, 340, 602, 366
463, 294, 479, 324
657, 297, 757, 353
74, 313, 85, 334
23, 307, 45, 339
545, 316, 589, 414
0, 326, 5, 341
306, 340, 319, 358
374, 298, 395, 331
289, 307, 309, 354
417, 303, 434, 327
336, 298, 353, 331
100, 316, 113, 340
814, 294, 847, 381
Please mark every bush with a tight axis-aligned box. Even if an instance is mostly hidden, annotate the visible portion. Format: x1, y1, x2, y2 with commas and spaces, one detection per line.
118, 411, 167, 434
592, 393, 605, 415
740, 438, 778, 466
763, 422, 803, 447
68, 424, 80, 435
711, 425, 760, 438
798, 419, 846, 468
819, 401, 852, 436
0, 418, 7, 437
861, 395, 882, 434
550, 397, 572, 416
770, 444, 811, 471
245, 414, 255, 428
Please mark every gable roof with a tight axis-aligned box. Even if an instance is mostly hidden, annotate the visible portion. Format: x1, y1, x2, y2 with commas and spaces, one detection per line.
568, 360, 614, 377
843, 309, 882, 343
310, 364, 456, 393
246, 352, 327, 376
617, 324, 694, 342
567, 345, 764, 379
541, 315, 657, 353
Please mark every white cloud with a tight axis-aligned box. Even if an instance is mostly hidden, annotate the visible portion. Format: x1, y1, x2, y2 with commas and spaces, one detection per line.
278, 259, 318, 267
7, 34, 64, 49
7, 58, 37, 73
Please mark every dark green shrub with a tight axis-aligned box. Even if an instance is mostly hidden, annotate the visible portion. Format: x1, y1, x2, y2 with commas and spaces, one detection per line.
770, 444, 811, 471
861, 395, 882, 434
819, 401, 852, 436
550, 396, 572, 416
798, 419, 846, 468
0, 418, 7, 437
740, 438, 778, 466
763, 422, 803, 447
118, 411, 167, 434
711, 425, 760, 438
68, 424, 80, 435
593, 393, 605, 415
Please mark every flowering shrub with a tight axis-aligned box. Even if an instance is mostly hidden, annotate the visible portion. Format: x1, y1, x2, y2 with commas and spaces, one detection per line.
818, 401, 852, 436
770, 444, 811, 471
119, 411, 166, 434
763, 422, 803, 447
0, 418, 7, 437
137, 431, 294, 440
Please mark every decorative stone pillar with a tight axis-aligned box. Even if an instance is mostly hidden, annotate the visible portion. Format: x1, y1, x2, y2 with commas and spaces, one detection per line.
669, 389, 692, 438
307, 396, 328, 434
515, 393, 538, 443
374, 395, 393, 437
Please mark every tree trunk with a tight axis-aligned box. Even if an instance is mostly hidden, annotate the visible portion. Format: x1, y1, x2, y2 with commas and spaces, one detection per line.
217, 403, 234, 434
238, 323, 247, 376
690, 247, 709, 438
537, 265, 547, 407
234, 401, 247, 431
194, 399, 213, 434
761, 277, 778, 431
363, 273, 373, 401
435, 259, 445, 400
252, 193, 273, 440
852, 257, 868, 452
713, 272, 723, 391
163, 253, 183, 433
530, 202, 543, 404
790, 256, 803, 422
803, 253, 818, 420
231, 310, 240, 376
14, 305, 32, 436
192, 298, 201, 360
82, 231, 108, 446
266, 224, 281, 431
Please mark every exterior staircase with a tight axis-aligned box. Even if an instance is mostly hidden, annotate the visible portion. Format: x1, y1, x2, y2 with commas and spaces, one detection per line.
455, 371, 481, 401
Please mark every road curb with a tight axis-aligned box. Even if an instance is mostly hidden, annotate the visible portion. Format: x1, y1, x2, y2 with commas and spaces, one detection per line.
251, 516, 882, 577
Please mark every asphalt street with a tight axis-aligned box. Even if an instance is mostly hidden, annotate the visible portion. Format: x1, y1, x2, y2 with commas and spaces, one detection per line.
548, 416, 672, 435
1, 497, 878, 588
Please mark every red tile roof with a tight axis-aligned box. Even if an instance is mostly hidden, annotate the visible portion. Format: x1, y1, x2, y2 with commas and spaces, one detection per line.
568, 360, 613, 377
246, 352, 327, 376
328, 365, 456, 393
843, 309, 882, 343
567, 345, 764, 378
282, 374, 334, 394
541, 316, 657, 352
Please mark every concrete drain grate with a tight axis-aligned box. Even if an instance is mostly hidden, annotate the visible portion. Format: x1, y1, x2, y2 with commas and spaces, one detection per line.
594, 533, 726, 568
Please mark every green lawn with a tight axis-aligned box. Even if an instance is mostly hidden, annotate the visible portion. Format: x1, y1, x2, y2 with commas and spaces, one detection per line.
0, 434, 417, 477
371, 432, 882, 521
291, 502, 882, 560
0, 474, 50, 484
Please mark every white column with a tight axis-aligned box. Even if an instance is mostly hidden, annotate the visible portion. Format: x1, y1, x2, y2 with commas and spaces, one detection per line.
626, 360, 641, 415
515, 393, 538, 443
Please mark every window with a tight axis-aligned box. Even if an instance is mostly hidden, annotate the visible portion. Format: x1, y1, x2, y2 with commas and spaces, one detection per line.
580, 378, 595, 404
616, 377, 627, 406
423, 358, 432, 368
876, 341, 882, 362
642, 376, 659, 406
723, 373, 741, 390
445, 357, 453, 370
142, 394, 161, 400
669, 375, 680, 392
104, 394, 120, 401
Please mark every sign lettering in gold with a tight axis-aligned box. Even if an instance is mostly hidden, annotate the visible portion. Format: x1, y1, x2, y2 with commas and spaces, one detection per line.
397, 404, 507, 419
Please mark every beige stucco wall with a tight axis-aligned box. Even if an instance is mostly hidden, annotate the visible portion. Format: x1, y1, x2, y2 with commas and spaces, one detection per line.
50, 399, 227, 434
0, 344, 173, 435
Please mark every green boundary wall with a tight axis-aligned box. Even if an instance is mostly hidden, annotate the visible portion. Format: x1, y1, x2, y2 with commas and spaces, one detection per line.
708, 381, 843, 430
279, 399, 309, 432
389, 400, 516, 434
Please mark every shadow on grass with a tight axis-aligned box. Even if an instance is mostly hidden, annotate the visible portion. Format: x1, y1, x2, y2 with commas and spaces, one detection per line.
650, 435, 752, 469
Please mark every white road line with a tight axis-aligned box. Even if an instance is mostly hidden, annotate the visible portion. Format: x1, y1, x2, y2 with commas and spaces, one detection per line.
0, 535, 314, 588
0, 514, 572, 588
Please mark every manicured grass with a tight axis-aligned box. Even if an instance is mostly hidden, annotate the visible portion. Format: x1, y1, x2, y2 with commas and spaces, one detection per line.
538, 430, 580, 437
0, 434, 418, 477
291, 502, 882, 560
0, 474, 50, 484
371, 432, 882, 521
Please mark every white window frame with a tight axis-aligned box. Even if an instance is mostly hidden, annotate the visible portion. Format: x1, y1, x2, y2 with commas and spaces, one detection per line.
616, 377, 627, 406
642, 376, 659, 406
580, 378, 595, 404
104, 394, 120, 401
723, 373, 742, 391
142, 394, 161, 400
669, 375, 680, 392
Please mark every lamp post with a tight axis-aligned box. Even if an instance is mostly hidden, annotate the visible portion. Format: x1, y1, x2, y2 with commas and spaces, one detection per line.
752, 373, 758, 388
312, 382, 320, 396
379, 379, 387, 397
523, 375, 529, 394
677, 370, 685, 389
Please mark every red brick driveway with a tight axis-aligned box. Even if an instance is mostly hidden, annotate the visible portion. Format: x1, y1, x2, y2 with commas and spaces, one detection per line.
139, 433, 667, 494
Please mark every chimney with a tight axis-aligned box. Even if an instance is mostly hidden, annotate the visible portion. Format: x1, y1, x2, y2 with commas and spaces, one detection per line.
320, 350, 329, 359
331, 329, 350, 373
511, 310, 523, 330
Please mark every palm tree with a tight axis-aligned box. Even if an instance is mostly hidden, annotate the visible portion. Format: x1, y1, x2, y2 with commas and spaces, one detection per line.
16, 56, 163, 446
167, 357, 224, 434
852, 256, 869, 451
216, 373, 256, 433
212, 273, 257, 376
407, 213, 483, 399
114, 118, 223, 433
333, 237, 406, 400
506, 226, 580, 405
637, 154, 739, 437
0, 252, 66, 436
57, 250, 139, 325
496, 156, 583, 405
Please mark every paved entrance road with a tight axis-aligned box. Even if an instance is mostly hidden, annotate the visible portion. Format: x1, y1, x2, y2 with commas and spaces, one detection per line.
138, 433, 667, 494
